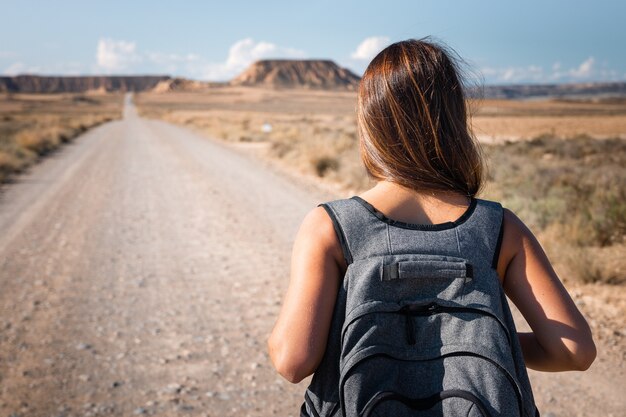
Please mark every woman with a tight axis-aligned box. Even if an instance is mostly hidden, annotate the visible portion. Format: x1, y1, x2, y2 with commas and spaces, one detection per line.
268, 38, 596, 416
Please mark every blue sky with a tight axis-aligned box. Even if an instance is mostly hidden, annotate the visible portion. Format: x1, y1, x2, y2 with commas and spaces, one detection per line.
1, 0, 625, 84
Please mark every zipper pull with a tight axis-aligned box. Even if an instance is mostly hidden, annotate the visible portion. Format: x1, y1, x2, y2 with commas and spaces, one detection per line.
427, 303, 439, 313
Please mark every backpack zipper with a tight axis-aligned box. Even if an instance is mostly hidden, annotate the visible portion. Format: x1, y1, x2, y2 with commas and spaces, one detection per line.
398, 302, 512, 346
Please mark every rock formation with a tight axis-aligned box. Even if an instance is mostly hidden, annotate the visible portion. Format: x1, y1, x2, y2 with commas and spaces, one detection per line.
0, 75, 170, 93
230, 59, 360, 90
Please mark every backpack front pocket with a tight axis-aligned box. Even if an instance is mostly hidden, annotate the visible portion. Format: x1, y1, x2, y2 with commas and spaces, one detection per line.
340, 351, 522, 417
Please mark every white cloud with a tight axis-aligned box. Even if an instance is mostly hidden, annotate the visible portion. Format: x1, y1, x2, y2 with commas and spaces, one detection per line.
3, 62, 25, 75
480, 64, 545, 83
96, 38, 141, 72
226, 38, 305, 68
3, 62, 43, 75
350, 36, 390, 61
479, 56, 615, 84
569, 57, 594, 78
202, 38, 306, 81
90, 37, 305, 81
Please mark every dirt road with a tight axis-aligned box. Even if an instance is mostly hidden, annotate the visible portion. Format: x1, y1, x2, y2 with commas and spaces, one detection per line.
0, 95, 334, 417
0, 96, 623, 417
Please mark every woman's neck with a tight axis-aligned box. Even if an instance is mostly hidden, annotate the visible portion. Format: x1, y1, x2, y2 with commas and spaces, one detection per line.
357, 181, 472, 226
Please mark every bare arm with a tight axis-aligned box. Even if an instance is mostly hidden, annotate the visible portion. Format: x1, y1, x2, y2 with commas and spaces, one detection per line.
497, 209, 596, 371
268, 206, 345, 383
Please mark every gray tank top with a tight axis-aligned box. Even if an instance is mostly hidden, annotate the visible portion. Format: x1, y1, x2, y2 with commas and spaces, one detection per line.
300, 196, 538, 417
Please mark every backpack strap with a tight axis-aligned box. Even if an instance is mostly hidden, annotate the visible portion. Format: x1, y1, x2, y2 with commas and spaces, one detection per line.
455, 199, 504, 272
318, 197, 390, 266
318, 201, 353, 266
492, 209, 505, 270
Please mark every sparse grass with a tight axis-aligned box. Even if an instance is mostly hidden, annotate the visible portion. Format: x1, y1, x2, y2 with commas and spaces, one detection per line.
0, 93, 123, 182
565, 247, 623, 285
483, 135, 626, 247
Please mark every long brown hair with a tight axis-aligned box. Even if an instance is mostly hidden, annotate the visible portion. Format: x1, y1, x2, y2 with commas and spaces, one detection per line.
357, 38, 484, 197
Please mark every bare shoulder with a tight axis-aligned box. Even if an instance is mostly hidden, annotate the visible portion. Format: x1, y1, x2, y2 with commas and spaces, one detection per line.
497, 206, 560, 293
298, 205, 337, 248
300, 205, 334, 233
496, 207, 537, 283
502, 207, 531, 241
296, 205, 346, 271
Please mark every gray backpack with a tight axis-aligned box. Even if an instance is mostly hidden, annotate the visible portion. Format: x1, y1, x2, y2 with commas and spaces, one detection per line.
301, 196, 539, 417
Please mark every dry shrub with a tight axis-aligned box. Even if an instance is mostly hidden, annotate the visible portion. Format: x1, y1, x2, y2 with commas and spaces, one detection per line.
266, 116, 360, 183
15, 128, 62, 156
312, 156, 340, 177
0, 151, 21, 181
565, 247, 624, 285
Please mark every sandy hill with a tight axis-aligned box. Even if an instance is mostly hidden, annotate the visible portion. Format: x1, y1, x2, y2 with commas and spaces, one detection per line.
230, 59, 361, 90
0, 75, 170, 94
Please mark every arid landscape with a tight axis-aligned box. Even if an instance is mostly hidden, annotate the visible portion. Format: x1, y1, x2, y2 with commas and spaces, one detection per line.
0, 61, 625, 417
135, 80, 626, 416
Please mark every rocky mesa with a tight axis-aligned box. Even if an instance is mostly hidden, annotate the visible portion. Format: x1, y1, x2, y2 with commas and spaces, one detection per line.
0, 75, 171, 94
230, 59, 361, 90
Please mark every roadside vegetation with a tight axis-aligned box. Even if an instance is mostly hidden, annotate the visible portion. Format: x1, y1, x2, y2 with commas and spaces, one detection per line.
483, 135, 625, 284
0, 93, 123, 182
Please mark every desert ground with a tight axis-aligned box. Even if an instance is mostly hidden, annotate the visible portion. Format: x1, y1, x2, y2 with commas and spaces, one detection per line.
0, 89, 624, 417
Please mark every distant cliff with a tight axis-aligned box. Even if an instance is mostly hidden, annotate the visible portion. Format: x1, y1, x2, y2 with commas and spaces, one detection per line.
0, 75, 170, 93
476, 82, 626, 100
230, 59, 360, 90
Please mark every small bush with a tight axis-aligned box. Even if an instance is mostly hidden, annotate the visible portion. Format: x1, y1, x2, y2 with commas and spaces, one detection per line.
566, 248, 624, 285
15, 129, 61, 156
313, 156, 340, 177
0, 150, 21, 181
